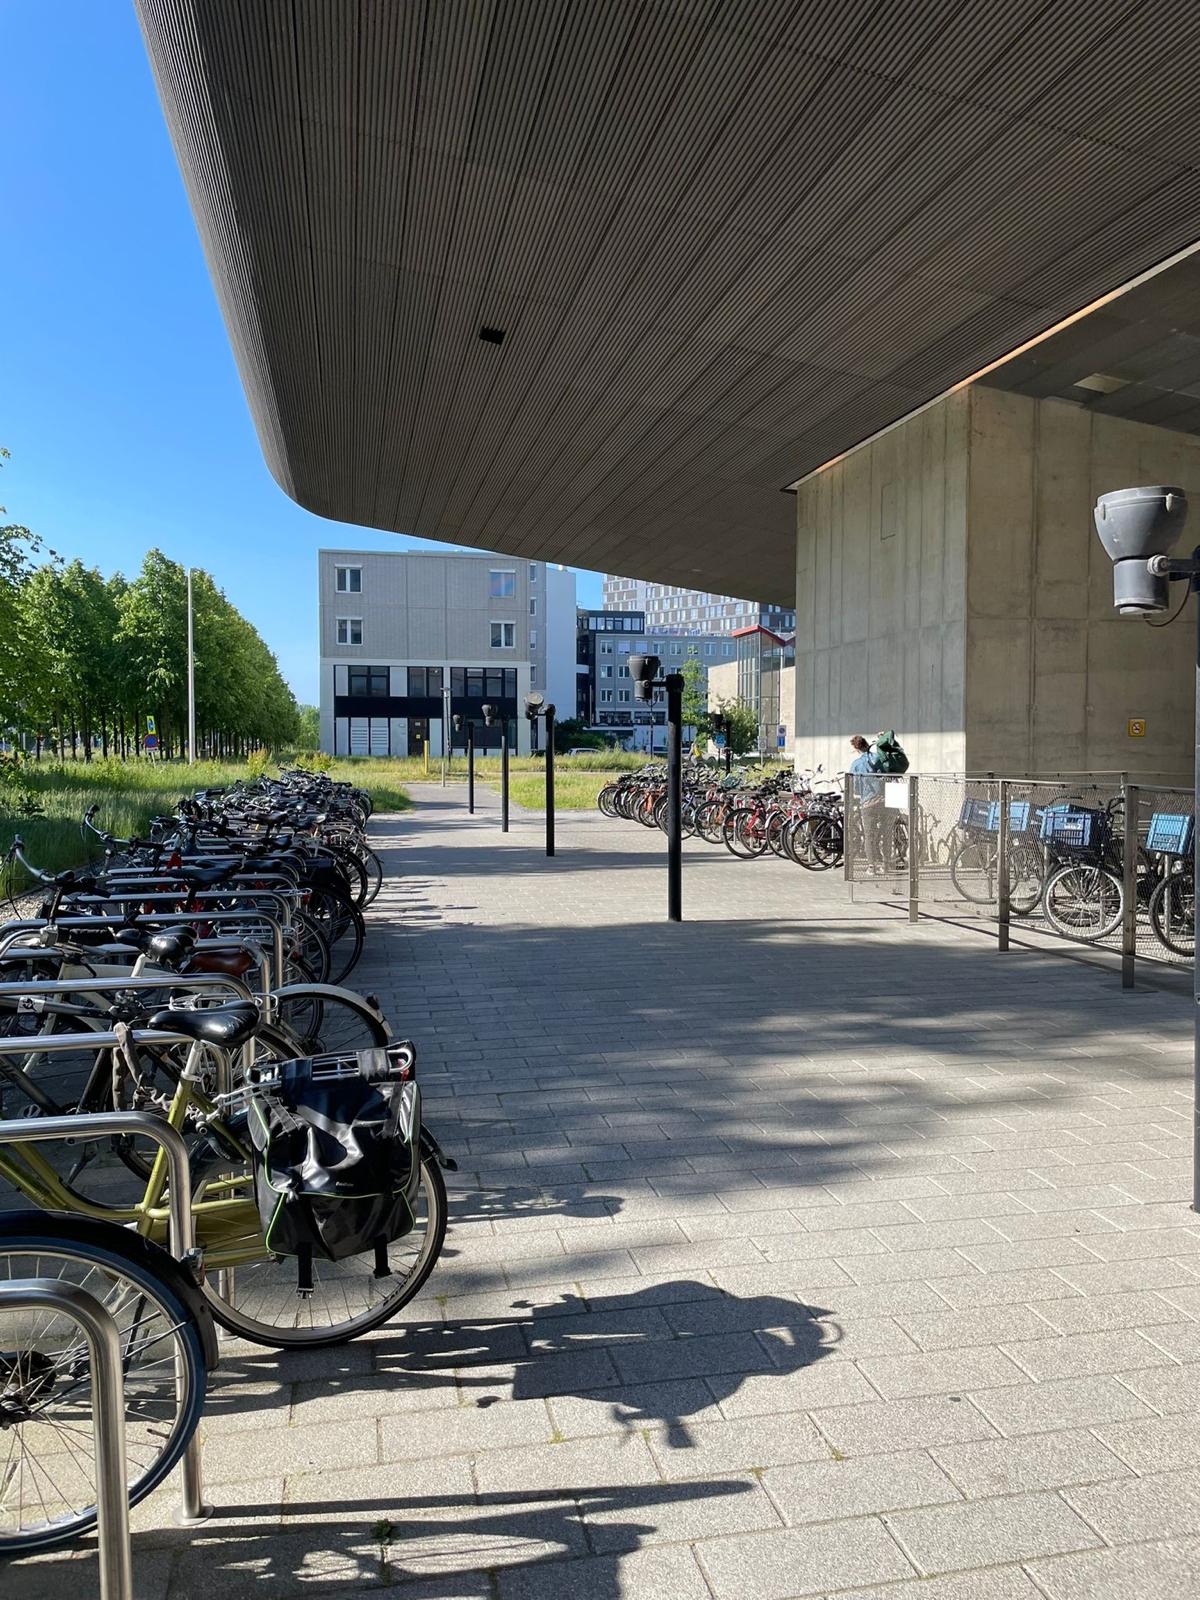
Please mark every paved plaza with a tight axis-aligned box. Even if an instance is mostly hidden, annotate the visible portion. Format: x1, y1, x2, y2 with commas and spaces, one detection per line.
15, 783, 1200, 1599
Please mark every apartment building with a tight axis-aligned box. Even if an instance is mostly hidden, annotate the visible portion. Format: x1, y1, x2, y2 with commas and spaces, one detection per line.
706, 625, 796, 757
319, 549, 576, 757
576, 609, 733, 751
602, 575, 795, 636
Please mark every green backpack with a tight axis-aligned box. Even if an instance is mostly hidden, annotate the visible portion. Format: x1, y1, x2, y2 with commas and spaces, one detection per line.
872, 730, 909, 774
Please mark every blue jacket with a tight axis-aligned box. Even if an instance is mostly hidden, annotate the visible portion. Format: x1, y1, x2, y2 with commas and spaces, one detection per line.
851, 749, 884, 802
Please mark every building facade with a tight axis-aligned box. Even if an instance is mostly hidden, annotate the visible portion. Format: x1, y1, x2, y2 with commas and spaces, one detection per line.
576, 609, 734, 750
706, 627, 796, 757
602, 576, 795, 636
318, 549, 576, 758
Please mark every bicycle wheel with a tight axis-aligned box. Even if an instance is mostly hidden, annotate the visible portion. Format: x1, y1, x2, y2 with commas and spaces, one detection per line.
270, 982, 389, 1055
1043, 862, 1124, 942
195, 1147, 447, 1347
949, 835, 998, 904
0, 1211, 210, 1555
1150, 871, 1195, 958
805, 816, 843, 870
1010, 840, 1044, 917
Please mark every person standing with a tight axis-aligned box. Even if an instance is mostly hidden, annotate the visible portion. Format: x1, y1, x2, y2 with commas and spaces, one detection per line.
849, 734, 889, 872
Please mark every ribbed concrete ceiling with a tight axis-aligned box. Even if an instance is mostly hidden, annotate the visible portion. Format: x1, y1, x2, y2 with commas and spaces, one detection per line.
136, 0, 1200, 604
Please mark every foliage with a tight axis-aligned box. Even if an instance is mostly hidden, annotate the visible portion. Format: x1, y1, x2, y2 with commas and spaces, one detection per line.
551, 717, 605, 752
678, 655, 708, 731
711, 695, 760, 755
295, 704, 320, 750
0, 457, 300, 759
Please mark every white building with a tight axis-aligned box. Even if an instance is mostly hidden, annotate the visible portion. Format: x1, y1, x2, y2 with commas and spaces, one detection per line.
318, 549, 577, 758
602, 575, 794, 636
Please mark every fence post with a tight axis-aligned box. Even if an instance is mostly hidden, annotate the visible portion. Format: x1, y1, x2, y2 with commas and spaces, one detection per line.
843, 772, 853, 885
1122, 780, 1139, 989
907, 775, 919, 923
997, 778, 1011, 952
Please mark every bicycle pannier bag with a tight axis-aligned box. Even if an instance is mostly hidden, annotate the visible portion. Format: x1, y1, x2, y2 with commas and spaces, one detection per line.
247, 1049, 421, 1284
872, 731, 909, 775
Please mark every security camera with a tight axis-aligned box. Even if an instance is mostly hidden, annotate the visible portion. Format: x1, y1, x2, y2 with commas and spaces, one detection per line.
627, 653, 661, 703
1094, 485, 1189, 614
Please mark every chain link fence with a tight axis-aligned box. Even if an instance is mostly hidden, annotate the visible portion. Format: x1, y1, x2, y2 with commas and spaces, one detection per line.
845, 771, 1194, 982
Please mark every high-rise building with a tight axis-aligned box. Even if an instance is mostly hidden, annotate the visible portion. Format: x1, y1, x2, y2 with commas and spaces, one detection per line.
601, 576, 794, 636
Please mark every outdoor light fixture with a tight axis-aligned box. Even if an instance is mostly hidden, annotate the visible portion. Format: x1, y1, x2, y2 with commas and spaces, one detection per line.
452, 713, 464, 733
627, 654, 661, 703
1094, 485, 1190, 614
1093, 484, 1198, 1210
481, 703, 497, 726
523, 692, 545, 719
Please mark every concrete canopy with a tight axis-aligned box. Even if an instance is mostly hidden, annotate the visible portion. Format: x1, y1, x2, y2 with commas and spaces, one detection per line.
136, 1, 1200, 603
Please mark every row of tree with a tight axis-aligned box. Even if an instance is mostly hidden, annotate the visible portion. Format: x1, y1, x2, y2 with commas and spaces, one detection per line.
1, 475, 300, 759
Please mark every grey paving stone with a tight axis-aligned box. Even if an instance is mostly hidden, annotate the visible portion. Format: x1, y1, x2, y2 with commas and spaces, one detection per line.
1049, 1257, 1200, 1296
1026, 1289, 1192, 1335
883, 1489, 1100, 1572
694, 1518, 914, 1599
495, 1545, 711, 1600
647, 1412, 832, 1479
855, 1347, 1028, 1399
1000, 1326, 1181, 1381
1119, 1359, 1200, 1415
611, 1329, 773, 1385
931, 1427, 1131, 1497
811, 1394, 998, 1455
546, 1377, 724, 1441
925, 1268, 1083, 1308
379, 1397, 554, 1460
968, 1374, 1156, 1436
584, 1472, 781, 1552
714, 1359, 881, 1419
1026, 1537, 1200, 1600
813, 1564, 1044, 1600
200, 1418, 379, 1483
473, 1432, 661, 1494
1063, 1465, 1200, 1543
763, 1448, 961, 1525
896, 1305, 1058, 1351
1095, 1413, 1200, 1474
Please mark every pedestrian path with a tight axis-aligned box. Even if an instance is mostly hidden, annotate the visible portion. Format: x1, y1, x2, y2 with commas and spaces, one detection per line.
16, 783, 1200, 1599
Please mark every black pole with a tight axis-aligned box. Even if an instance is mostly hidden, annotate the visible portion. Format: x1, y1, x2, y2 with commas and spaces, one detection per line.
545, 706, 555, 857
724, 719, 732, 776
467, 723, 475, 815
665, 672, 683, 922
501, 721, 510, 834
1194, 571, 1199, 1210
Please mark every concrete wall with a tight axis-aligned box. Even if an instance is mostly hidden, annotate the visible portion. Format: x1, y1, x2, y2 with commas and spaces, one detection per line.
965, 387, 1198, 779
793, 393, 969, 774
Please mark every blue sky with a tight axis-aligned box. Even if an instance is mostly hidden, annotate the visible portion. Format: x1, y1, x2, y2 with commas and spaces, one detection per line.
1, 1, 603, 704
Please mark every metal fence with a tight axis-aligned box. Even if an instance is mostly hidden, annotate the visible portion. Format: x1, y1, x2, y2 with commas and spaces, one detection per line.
845, 771, 1195, 986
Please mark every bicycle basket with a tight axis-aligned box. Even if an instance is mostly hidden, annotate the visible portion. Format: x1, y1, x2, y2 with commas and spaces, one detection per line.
1039, 804, 1105, 854
1146, 812, 1195, 857
980, 799, 1034, 835
246, 1043, 421, 1273
958, 797, 992, 831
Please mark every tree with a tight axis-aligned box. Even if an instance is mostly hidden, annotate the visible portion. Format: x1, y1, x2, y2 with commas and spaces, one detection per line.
712, 695, 760, 755
678, 655, 708, 732
295, 705, 320, 750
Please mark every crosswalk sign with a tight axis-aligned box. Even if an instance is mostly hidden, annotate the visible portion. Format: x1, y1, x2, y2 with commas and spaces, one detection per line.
146, 715, 157, 735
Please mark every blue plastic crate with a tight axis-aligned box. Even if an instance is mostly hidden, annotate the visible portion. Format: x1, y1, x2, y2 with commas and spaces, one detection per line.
958, 797, 993, 831
1039, 805, 1104, 852
1146, 811, 1194, 857
982, 800, 1033, 835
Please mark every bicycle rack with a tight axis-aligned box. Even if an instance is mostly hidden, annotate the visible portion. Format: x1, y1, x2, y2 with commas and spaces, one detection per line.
0, 1277, 134, 1600
0, 1065, 213, 1527
0, 909, 286, 995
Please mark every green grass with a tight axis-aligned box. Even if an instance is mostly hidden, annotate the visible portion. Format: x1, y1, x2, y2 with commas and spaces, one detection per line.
1, 757, 411, 890
502, 770, 615, 810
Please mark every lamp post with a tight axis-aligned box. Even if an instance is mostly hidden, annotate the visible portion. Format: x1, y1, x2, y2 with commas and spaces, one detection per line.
452, 713, 476, 814
482, 703, 509, 833
186, 567, 196, 764
441, 683, 451, 786
525, 694, 556, 856
1092, 485, 1198, 1208
629, 655, 684, 921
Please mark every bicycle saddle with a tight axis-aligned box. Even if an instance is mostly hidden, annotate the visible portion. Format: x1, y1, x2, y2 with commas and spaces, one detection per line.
116, 926, 197, 966
147, 1002, 259, 1049
183, 948, 257, 978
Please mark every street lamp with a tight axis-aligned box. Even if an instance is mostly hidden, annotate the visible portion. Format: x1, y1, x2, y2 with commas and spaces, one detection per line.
482, 703, 509, 833
628, 654, 685, 922
1092, 484, 1197, 1206
452, 713, 475, 815
525, 693, 557, 856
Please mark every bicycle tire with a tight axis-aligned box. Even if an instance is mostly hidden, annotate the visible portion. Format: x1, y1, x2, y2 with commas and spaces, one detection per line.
949, 835, 998, 905
1150, 872, 1195, 958
270, 982, 389, 1055
1043, 861, 1124, 942
0, 1211, 210, 1555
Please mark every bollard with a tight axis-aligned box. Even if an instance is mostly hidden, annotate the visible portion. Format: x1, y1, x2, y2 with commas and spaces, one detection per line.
545, 705, 556, 857
1122, 781, 1139, 989
0, 1280, 133, 1600
997, 778, 1011, 952
907, 774, 919, 923
666, 672, 684, 922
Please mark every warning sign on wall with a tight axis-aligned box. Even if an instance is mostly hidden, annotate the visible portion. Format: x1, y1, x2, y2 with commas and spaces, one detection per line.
1128, 719, 1146, 738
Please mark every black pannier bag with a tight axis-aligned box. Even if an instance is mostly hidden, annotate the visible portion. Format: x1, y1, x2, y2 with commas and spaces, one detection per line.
247, 1045, 421, 1293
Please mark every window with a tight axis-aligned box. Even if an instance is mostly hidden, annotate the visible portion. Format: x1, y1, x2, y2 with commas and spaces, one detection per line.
337, 617, 363, 645
600, 688, 613, 703
529, 629, 537, 648
529, 563, 537, 582
618, 689, 631, 703
407, 667, 443, 697
488, 569, 516, 599
618, 664, 629, 678
490, 621, 515, 649
600, 641, 613, 655
600, 665, 612, 679
529, 597, 537, 616
705, 644, 714, 656
335, 565, 361, 593
348, 667, 388, 697
485, 669, 506, 698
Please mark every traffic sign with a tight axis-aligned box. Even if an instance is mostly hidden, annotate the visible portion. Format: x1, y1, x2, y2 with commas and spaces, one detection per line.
1128, 718, 1146, 737
776, 724, 787, 749
144, 734, 159, 750
714, 734, 727, 749
145, 715, 157, 735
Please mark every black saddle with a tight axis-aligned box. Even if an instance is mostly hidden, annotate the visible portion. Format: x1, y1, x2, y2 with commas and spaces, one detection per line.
147, 1002, 259, 1049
